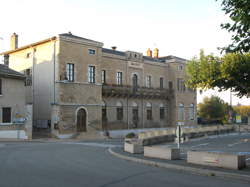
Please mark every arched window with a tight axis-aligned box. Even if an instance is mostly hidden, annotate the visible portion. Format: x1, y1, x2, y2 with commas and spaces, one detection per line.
189, 103, 194, 120
132, 74, 138, 90
116, 101, 123, 120
178, 103, 184, 121
146, 102, 152, 120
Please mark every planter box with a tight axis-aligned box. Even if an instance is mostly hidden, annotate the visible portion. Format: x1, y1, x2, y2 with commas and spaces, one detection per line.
187, 151, 246, 170
124, 142, 143, 154
144, 146, 180, 160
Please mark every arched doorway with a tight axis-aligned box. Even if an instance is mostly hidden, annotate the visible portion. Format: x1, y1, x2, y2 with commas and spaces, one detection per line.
76, 108, 87, 132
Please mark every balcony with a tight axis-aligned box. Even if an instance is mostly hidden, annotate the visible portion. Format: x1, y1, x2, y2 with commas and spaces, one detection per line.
102, 84, 174, 99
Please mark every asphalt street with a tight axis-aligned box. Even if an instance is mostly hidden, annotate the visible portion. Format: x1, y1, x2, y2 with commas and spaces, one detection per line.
159, 133, 250, 163
0, 138, 249, 187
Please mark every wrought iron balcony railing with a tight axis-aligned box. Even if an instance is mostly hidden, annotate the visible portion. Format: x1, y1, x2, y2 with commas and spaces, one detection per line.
102, 84, 174, 99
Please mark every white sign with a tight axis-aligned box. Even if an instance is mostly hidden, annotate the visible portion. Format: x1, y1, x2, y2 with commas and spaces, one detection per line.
128, 61, 143, 69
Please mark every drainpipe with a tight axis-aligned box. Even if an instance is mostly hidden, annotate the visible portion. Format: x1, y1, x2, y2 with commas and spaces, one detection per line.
32, 47, 35, 128
53, 40, 56, 104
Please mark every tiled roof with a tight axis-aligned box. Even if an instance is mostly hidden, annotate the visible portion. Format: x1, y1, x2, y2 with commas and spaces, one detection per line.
59, 33, 101, 44
143, 56, 165, 63
0, 64, 25, 80
159, 55, 187, 62
102, 48, 126, 56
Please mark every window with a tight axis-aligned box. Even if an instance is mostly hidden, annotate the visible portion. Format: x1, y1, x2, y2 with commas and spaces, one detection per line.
169, 81, 173, 89
132, 74, 138, 90
24, 69, 32, 86
132, 102, 139, 128
146, 103, 152, 120
116, 72, 122, 85
146, 76, 151, 88
101, 70, 106, 84
178, 103, 184, 121
0, 79, 2, 95
88, 66, 95, 83
66, 63, 74, 82
160, 77, 164, 89
2, 107, 11, 123
116, 102, 123, 120
189, 104, 194, 120
178, 65, 183, 70
160, 107, 165, 120
177, 78, 185, 92
88, 49, 96, 55
26, 53, 31, 58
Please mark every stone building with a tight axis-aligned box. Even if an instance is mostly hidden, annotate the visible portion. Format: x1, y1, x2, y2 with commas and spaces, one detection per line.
1, 32, 196, 138
0, 64, 26, 124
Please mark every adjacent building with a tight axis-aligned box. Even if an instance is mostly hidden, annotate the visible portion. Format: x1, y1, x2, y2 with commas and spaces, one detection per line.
0, 64, 26, 124
0, 32, 197, 137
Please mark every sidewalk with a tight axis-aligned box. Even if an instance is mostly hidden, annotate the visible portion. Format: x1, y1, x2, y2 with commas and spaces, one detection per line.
109, 147, 250, 183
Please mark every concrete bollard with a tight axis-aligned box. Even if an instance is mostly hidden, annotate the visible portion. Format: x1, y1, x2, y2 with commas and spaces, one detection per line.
144, 146, 180, 160
124, 142, 144, 154
187, 151, 246, 170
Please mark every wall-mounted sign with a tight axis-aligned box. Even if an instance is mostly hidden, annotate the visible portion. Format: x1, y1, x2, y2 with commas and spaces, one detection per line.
128, 61, 143, 69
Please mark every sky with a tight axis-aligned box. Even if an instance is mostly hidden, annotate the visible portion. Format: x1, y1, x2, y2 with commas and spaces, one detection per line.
0, 0, 249, 105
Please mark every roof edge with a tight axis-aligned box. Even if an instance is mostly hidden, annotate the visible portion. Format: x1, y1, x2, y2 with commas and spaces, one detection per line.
0, 36, 57, 55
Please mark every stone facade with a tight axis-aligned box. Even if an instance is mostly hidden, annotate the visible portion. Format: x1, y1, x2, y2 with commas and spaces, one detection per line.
1, 32, 197, 137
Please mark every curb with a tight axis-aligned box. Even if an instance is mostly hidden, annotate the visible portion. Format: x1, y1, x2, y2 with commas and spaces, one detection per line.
108, 148, 250, 183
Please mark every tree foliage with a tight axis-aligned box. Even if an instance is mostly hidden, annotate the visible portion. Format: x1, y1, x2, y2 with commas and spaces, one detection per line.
186, 51, 250, 98
233, 105, 250, 116
217, 0, 250, 53
198, 96, 229, 121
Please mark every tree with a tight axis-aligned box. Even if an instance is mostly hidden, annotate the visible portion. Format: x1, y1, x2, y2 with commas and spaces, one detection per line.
233, 105, 250, 116
198, 96, 229, 122
217, 0, 250, 53
185, 51, 250, 98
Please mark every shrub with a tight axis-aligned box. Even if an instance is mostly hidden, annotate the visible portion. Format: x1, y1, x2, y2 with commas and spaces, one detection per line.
125, 132, 136, 139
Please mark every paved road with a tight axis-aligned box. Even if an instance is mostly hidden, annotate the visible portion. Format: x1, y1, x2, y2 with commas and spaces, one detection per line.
160, 133, 250, 163
0, 140, 249, 187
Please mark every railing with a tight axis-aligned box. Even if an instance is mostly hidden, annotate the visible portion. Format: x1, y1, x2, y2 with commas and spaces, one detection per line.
102, 84, 174, 99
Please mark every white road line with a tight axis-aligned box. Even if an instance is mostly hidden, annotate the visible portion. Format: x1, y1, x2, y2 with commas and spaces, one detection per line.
190, 143, 209, 148
228, 142, 242, 147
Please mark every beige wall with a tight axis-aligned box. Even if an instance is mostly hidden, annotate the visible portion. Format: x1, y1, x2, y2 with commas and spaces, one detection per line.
0, 77, 26, 123
8, 40, 59, 125
168, 61, 197, 126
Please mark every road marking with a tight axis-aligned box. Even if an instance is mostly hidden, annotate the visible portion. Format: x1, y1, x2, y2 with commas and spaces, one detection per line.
190, 143, 209, 148
228, 142, 242, 147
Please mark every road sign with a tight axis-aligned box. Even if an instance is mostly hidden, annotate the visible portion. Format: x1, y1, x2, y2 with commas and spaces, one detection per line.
236, 115, 242, 123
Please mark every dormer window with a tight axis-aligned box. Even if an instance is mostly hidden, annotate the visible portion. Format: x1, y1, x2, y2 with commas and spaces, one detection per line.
88, 49, 96, 55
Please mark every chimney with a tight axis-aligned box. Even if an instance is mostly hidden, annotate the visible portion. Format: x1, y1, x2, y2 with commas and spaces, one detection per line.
146, 48, 152, 57
153, 48, 159, 58
111, 46, 117, 50
11, 33, 18, 50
